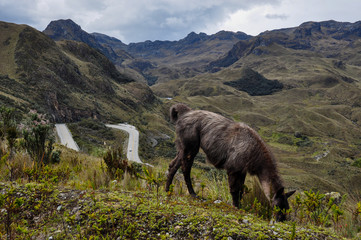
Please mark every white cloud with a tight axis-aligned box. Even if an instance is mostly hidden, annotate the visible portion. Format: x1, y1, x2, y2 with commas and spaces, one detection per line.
0, 0, 280, 42
1, 0, 361, 43
265, 14, 288, 20
207, 0, 361, 36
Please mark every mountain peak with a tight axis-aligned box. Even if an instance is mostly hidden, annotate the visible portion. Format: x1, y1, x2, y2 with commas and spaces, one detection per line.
43, 19, 83, 41
180, 32, 210, 44
43, 19, 121, 63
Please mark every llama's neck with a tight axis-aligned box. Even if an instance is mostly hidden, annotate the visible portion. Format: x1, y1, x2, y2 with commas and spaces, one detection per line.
252, 128, 284, 200
259, 173, 284, 200
258, 159, 284, 200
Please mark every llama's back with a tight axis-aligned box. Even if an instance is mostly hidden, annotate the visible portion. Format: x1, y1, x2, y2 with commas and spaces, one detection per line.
174, 107, 275, 174
199, 117, 273, 173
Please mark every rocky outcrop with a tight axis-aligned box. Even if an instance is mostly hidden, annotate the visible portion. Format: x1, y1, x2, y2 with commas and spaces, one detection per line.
224, 68, 283, 96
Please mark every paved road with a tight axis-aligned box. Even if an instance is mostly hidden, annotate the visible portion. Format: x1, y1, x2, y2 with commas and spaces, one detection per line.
55, 123, 145, 164
55, 123, 80, 151
106, 124, 142, 164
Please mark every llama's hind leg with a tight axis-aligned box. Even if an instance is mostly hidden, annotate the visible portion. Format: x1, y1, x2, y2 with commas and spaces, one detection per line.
181, 147, 199, 197
165, 152, 182, 192
227, 171, 246, 208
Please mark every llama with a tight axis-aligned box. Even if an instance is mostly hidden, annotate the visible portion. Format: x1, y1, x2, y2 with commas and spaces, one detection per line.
165, 103, 295, 221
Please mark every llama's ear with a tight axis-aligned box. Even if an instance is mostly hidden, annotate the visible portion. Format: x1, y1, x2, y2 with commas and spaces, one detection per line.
286, 190, 296, 199
276, 187, 284, 197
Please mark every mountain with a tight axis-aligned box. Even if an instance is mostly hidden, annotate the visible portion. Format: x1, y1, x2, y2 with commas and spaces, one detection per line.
43, 19, 251, 85
0, 21, 156, 122
124, 31, 251, 66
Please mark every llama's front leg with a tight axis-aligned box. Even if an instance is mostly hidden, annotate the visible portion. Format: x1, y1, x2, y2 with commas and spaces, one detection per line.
228, 171, 246, 208
165, 153, 181, 192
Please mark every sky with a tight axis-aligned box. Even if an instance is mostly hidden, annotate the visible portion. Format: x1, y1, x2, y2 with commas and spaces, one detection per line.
1, 0, 361, 44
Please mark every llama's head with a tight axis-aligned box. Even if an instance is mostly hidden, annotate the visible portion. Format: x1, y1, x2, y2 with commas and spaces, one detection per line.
272, 187, 296, 221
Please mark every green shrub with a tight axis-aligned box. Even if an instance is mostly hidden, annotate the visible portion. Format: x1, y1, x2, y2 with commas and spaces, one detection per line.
103, 147, 134, 179
21, 110, 54, 164
0, 106, 16, 140
0, 106, 18, 153
352, 158, 361, 168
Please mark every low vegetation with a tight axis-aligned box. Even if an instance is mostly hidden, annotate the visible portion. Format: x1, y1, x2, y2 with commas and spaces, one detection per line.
1, 105, 361, 239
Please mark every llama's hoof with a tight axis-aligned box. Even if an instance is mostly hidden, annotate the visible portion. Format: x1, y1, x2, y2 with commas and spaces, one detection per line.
190, 193, 199, 199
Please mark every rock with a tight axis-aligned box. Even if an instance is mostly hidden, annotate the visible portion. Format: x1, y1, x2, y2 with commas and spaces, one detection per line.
325, 192, 342, 205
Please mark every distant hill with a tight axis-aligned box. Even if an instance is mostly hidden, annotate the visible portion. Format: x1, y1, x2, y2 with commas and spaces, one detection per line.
0, 21, 156, 122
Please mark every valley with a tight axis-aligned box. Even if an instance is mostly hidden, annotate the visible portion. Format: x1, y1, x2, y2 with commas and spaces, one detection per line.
1, 18, 361, 239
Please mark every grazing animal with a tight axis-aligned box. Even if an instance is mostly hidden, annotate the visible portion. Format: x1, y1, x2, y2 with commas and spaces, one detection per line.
166, 103, 295, 221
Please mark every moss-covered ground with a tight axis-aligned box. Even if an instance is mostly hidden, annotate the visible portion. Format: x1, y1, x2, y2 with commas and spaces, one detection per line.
0, 181, 343, 240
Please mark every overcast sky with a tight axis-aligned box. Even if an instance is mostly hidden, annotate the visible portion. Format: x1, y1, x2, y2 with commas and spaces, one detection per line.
1, 0, 361, 43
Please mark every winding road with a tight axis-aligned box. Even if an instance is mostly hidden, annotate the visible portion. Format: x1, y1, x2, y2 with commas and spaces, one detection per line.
105, 124, 142, 164
55, 123, 144, 164
55, 124, 80, 151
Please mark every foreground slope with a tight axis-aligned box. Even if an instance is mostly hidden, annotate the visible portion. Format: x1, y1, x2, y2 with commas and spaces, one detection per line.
0, 182, 342, 240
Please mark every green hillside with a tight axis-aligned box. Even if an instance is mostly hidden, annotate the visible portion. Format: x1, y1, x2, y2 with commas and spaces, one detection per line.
0, 21, 156, 123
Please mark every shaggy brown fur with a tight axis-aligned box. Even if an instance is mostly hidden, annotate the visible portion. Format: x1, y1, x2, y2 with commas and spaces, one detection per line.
166, 103, 295, 221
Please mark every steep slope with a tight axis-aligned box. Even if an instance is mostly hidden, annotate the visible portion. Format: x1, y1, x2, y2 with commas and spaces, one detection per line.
0, 21, 156, 122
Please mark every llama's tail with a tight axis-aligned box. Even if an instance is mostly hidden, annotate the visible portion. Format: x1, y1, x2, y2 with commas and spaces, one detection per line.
170, 103, 191, 123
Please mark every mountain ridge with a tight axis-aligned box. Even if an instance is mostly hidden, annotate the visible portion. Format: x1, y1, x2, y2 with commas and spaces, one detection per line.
209, 20, 361, 70
43, 19, 252, 85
